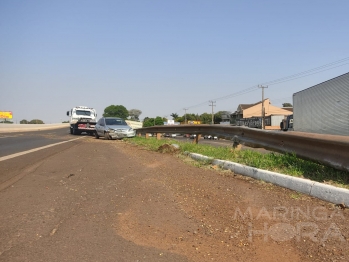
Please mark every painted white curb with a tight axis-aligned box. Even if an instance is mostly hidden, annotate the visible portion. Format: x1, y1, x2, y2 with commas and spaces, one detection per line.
186, 152, 349, 206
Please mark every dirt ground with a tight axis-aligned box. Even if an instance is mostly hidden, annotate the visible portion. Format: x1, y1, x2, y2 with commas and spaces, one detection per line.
0, 138, 348, 262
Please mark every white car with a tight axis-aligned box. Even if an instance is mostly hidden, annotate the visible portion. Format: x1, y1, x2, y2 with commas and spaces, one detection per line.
204, 135, 218, 140
95, 117, 136, 140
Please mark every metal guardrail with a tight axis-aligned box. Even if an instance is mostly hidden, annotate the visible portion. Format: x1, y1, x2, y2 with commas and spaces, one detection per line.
136, 125, 349, 172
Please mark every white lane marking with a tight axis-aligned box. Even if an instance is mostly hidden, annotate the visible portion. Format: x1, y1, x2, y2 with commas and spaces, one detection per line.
0, 136, 18, 139
0, 137, 85, 162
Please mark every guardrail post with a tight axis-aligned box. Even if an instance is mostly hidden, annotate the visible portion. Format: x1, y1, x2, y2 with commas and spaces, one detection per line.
156, 133, 161, 140
193, 134, 201, 144
232, 135, 241, 150
145, 133, 150, 139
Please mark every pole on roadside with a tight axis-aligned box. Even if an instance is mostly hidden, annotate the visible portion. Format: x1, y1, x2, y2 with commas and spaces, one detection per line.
183, 108, 188, 124
209, 101, 216, 125
258, 85, 268, 129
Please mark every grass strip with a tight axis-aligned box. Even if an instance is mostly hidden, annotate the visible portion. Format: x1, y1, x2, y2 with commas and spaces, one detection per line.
125, 137, 349, 189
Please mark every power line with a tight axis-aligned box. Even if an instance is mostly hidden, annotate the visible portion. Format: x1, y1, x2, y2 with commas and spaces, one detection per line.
170, 56, 349, 116
260, 58, 349, 86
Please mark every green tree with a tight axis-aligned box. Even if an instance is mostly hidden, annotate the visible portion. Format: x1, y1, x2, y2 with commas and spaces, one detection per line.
185, 113, 196, 121
282, 103, 293, 107
20, 119, 29, 124
155, 116, 164, 125
200, 113, 212, 124
143, 118, 154, 127
170, 113, 178, 119
0, 120, 13, 124
214, 111, 224, 124
103, 105, 129, 119
142, 116, 165, 127
29, 119, 44, 124
128, 109, 142, 121
175, 116, 184, 123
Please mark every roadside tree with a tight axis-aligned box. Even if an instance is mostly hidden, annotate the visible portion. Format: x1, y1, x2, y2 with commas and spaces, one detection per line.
103, 105, 129, 119
143, 116, 165, 127
170, 113, 178, 119
29, 119, 44, 124
282, 103, 293, 107
200, 113, 212, 124
128, 109, 142, 121
143, 118, 154, 127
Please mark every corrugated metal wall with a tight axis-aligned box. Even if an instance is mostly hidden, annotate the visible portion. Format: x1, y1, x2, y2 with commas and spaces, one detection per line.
293, 72, 349, 136
270, 115, 285, 126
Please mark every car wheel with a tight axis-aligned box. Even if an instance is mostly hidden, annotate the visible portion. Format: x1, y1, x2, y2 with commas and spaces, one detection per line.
104, 132, 110, 140
95, 131, 99, 139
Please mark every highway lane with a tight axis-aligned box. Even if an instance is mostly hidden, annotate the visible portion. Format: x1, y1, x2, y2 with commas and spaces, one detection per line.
0, 127, 92, 187
0, 129, 91, 190
0, 127, 89, 158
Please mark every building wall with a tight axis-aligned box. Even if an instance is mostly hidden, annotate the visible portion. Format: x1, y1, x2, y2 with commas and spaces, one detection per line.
293, 72, 349, 136
243, 99, 292, 118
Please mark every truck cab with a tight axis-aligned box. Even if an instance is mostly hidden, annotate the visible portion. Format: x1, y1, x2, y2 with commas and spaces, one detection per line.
67, 106, 97, 135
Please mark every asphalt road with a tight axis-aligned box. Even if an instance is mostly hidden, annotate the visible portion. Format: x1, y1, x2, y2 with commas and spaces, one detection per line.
0, 127, 76, 158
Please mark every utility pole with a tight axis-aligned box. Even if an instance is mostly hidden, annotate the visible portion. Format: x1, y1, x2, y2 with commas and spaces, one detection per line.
183, 108, 188, 124
258, 85, 268, 129
209, 100, 216, 125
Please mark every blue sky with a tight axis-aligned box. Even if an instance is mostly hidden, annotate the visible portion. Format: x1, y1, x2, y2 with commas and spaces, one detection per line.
1, 0, 348, 123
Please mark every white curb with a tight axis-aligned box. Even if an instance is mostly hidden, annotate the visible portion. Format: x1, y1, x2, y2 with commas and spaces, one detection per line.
187, 152, 349, 206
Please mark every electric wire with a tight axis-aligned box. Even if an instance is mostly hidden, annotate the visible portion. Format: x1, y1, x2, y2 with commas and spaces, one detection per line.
171, 57, 349, 115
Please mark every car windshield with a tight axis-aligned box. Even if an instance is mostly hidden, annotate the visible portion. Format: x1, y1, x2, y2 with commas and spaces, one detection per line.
76, 110, 91, 116
105, 118, 127, 125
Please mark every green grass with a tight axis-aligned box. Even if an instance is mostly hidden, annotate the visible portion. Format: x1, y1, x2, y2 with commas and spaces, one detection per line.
125, 137, 349, 189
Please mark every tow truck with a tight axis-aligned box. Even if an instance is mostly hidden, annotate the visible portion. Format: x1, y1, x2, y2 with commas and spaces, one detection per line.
66, 106, 97, 135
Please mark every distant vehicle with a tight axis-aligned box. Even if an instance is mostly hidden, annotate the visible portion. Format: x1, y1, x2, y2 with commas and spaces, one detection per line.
67, 106, 97, 135
190, 134, 197, 139
204, 135, 218, 140
163, 133, 176, 137
95, 117, 136, 140
280, 115, 293, 131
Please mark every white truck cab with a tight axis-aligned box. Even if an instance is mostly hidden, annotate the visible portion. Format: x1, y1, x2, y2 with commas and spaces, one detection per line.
67, 106, 97, 135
